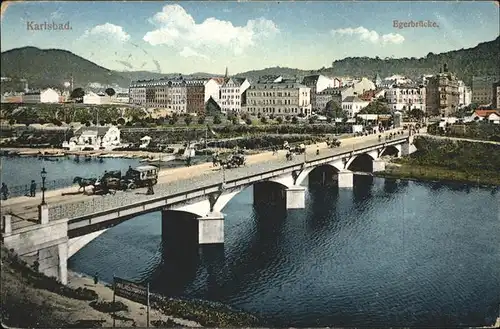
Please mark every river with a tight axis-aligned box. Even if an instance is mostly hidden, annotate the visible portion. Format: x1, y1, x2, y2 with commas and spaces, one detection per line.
2, 156, 499, 327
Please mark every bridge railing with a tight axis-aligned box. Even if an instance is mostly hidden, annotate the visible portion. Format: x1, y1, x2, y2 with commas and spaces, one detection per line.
49, 134, 411, 222
5, 177, 77, 198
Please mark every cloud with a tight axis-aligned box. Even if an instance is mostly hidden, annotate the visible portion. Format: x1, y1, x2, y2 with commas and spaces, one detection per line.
143, 4, 279, 55
331, 26, 405, 45
180, 46, 209, 60
83, 23, 131, 43
50, 9, 62, 20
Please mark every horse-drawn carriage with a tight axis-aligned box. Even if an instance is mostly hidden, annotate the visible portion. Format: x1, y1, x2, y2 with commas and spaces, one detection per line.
74, 165, 159, 195
327, 138, 341, 148
291, 144, 306, 154
222, 153, 246, 169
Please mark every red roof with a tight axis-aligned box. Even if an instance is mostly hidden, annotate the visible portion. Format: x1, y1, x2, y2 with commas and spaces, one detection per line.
474, 109, 500, 117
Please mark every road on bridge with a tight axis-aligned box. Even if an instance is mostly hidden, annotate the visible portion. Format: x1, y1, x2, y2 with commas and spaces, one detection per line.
2, 128, 408, 231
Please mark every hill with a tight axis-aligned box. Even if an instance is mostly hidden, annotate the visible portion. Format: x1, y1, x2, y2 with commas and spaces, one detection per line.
0, 46, 129, 89
235, 37, 499, 85
1, 37, 498, 90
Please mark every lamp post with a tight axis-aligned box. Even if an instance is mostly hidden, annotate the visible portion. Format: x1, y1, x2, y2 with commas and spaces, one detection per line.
41, 168, 47, 205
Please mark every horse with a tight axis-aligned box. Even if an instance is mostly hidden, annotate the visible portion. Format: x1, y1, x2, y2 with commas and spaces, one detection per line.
73, 177, 97, 193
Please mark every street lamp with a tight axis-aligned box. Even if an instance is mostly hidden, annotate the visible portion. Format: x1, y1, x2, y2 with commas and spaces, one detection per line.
40, 168, 47, 205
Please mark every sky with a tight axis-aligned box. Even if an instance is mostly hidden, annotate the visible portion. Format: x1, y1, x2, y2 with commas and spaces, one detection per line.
1, 1, 499, 75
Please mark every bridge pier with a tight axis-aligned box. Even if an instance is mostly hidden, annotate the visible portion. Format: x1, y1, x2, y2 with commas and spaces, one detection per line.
372, 159, 386, 172
2, 219, 69, 285
285, 186, 306, 209
198, 212, 224, 244
337, 169, 353, 188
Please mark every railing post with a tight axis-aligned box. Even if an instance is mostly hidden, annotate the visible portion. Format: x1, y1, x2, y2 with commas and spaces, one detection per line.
2, 214, 12, 234
38, 204, 49, 224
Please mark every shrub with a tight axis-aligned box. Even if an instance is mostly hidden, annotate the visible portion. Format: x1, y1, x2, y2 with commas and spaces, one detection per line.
89, 300, 128, 313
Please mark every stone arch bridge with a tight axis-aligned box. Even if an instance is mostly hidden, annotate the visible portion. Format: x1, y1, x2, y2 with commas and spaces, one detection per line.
2, 135, 416, 285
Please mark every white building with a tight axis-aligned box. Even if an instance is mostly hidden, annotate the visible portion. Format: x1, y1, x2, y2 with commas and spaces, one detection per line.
302, 75, 336, 112
457, 80, 472, 108
22, 88, 60, 103
385, 84, 426, 112
65, 125, 121, 150
115, 92, 129, 103
487, 112, 500, 124
342, 96, 370, 118
352, 78, 376, 96
243, 79, 312, 117
219, 77, 250, 113
204, 77, 225, 103
83, 91, 112, 105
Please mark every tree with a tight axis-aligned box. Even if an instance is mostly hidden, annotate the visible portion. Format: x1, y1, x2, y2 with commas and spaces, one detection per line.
231, 116, 239, 125
197, 116, 206, 124
409, 108, 425, 121
70, 88, 84, 102
117, 117, 126, 125
285, 115, 291, 122
245, 118, 252, 125
184, 116, 193, 126
105, 88, 116, 97
325, 100, 344, 118
205, 98, 222, 116
309, 116, 316, 124
359, 100, 391, 115
260, 116, 268, 124
85, 121, 91, 127
213, 115, 222, 125
276, 116, 283, 124
291, 116, 299, 124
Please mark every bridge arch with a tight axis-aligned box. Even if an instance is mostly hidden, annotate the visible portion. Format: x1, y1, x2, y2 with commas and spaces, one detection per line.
346, 152, 376, 172
380, 145, 401, 157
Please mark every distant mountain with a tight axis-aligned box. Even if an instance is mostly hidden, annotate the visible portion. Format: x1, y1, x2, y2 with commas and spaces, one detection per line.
0, 46, 129, 89
235, 37, 500, 85
1, 37, 498, 91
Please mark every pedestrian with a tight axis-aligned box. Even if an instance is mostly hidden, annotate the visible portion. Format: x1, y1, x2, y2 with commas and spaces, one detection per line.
1, 183, 8, 200
93, 272, 99, 285
30, 180, 37, 197
146, 180, 155, 195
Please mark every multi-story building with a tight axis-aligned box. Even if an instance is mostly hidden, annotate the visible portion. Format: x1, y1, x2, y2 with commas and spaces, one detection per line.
302, 75, 336, 112
472, 76, 499, 105
386, 84, 426, 113
457, 80, 472, 108
316, 87, 343, 112
341, 96, 370, 118
219, 77, 250, 114
352, 77, 376, 96
242, 79, 312, 117
129, 77, 188, 113
204, 77, 225, 103
493, 81, 500, 109
425, 64, 460, 117
22, 88, 60, 103
186, 80, 205, 115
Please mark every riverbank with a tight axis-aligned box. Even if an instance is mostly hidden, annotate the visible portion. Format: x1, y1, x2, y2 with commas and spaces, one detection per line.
0, 245, 262, 327
375, 136, 500, 187
377, 162, 500, 187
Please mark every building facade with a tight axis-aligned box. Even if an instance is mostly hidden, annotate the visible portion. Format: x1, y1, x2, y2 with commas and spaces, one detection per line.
204, 78, 225, 103
352, 77, 376, 96
129, 78, 189, 113
316, 87, 343, 112
457, 80, 472, 108
341, 96, 370, 118
302, 75, 336, 112
219, 77, 250, 114
386, 84, 426, 113
22, 88, 60, 103
186, 80, 205, 115
493, 81, 500, 109
242, 79, 312, 117
472, 76, 499, 106
425, 64, 460, 117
